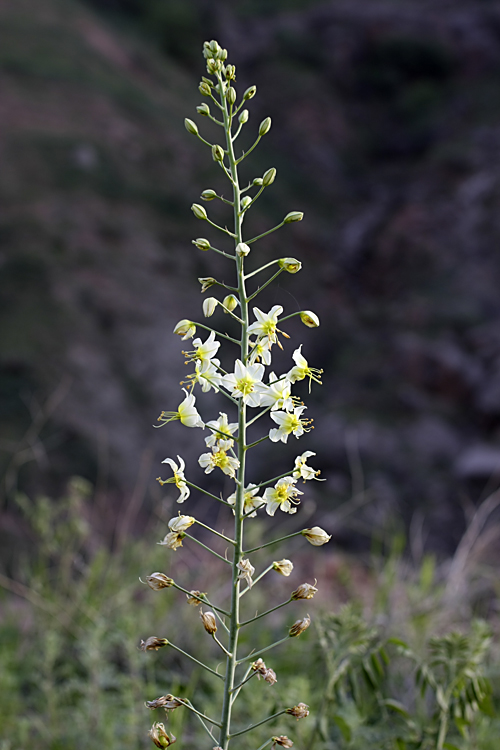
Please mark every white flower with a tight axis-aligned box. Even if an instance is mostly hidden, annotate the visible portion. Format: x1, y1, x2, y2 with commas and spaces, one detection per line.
269, 405, 311, 443
292, 451, 325, 482
168, 514, 195, 532
198, 447, 240, 477
205, 412, 238, 450
263, 477, 303, 516
173, 319, 196, 340
273, 559, 294, 576
184, 331, 220, 365
301, 527, 331, 546
227, 484, 264, 517
248, 337, 272, 366
196, 359, 223, 393
157, 455, 190, 503
260, 372, 294, 411
222, 359, 268, 407
288, 345, 323, 392
248, 305, 289, 351
157, 389, 204, 429
158, 531, 185, 550
237, 558, 255, 587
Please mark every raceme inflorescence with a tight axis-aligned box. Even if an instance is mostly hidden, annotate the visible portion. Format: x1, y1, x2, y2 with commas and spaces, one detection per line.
141, 39, 331, 750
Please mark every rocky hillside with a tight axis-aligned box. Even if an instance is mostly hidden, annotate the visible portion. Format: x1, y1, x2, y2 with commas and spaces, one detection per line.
3, 0, 500, 552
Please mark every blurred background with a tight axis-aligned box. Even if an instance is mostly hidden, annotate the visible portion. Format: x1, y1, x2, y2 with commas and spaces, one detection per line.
2, 0, 500, 747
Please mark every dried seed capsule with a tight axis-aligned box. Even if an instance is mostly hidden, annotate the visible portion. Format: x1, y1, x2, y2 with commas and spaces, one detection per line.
291, 582, 318, 600
286, 703, 310, 720
186, 590, 206, 605
200, 610, 217, 634
140, 637, 169, 651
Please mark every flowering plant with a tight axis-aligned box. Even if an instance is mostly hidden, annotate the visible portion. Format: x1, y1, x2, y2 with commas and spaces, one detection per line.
141, 39, 330, 750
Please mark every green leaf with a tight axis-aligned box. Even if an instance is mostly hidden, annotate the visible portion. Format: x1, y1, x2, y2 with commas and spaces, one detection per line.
383, 699, 410, 718
333, 714, 352, 742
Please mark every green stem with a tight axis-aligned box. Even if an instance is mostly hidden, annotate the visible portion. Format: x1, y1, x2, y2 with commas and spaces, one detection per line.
245, 531, 302, 555
195, 519, 236, 546
237, 636, 290, 665
185, 481, 232, 507
239, 564, 273, 595
194, 322, 240, 345
247, 221, 285, 245
255, 740, 274, 750
171, 583, 230, 617
230, 670, 258, 694
175, 697, 222, 728
240, 598, 292, 627
245, 435, 269, 451
184, 533, 231, 565
253, 472, 292, 490
248, 269, 284, 302
245, 259, 279, 280
213, 634, 233, 658
168, 642, 223, 680
229, 710, 288, 737
236, 134, 262, 165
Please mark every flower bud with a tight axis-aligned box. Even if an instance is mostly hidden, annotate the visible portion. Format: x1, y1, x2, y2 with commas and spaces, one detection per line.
186, 590, 206, 605
192, 237, 210, 251
252, 177, 263, 186
212, 144, 225, 162
201, 189, 217, 201
289, 614, 311, 638
204, 40, 221, 59
148, 722, 176, 748
203, 297, 218, 317
272, 737, 293, 749
236, 242, 251, 257
140, 636, 169, 651
173, 319, 196, 340
263, 167, 276, 186
145, 573, 174, 590
222, 294, 239, 313
200, 610, 217, 634
218, 48, 228, 61
259, 117, 272, 136
273, 559, 294, 576
279, 258, 302, 274
284, 211, 304, 223
291, 582, 318, 600
239, 109, 249, 124
168, 515, 195, 533
196, 103, 210, 116
199, 81, 212, 96
225, 64, 236, 80
198, 276, 217, 293
243, 85, 257, 100
207, 58, 222, 74
191, 203, 207, 220
299, 311, 320, 328
184, 118, 198, 135
286, 703, 309, 720
241, 196, 252, 211
226, 86, 236, 106
301, 527, 331, 546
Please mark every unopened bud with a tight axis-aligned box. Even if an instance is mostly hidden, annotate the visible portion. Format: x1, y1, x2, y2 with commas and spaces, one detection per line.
225, 64, 236, 80
207, 58, 222, 74
222, 294, 239, 313
241, 196, 252, 211
140, 636, 169, 652
203, 297, 218, 317
236, 242, 251, 257
291, 582, 318, 600
279, 257, 302, 274
198, 276, 217, 293
191, 203, 207, 220
184, 118, 198, 135
286, 703, 310, 720
148, 722, 176, 748
218, 48, 228, 61
168, 515, 195, 533
186, 590, 206, 605
263, 167, 276, 186
273, 559, 294, 576
145, 573, 174, 590
201, 189, 217, 202
196, 103, 210, 116
259, 117, 272, 136
173, 319, 196, 340
204, 40, 221, 59
200, 610, 217, 634
226, 87, 236, 106
199, 82, 211, 96
284, 211, 304, 223
239, 109, 249, 124
272, 737, 293, 749
300, 310, 320, 327
301, 526, 331, 545
192, 237, 210, 251
243, 85, 257, 100
212, 144, 225, 163
253, 177, 263, 186
289, 614, 311, 638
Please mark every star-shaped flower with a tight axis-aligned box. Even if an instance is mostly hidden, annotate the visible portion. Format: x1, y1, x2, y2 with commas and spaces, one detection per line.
198, 447, 240, 477
205, 412, 238, 450
156, 390, 204, 429
157, 455, 190, 503
227, 484, 264, 517
269, 405, 312, 443
222, 360, 268, 407
292, 451, 324, 482
263, 477, 303, 516
288, 345, 323, 392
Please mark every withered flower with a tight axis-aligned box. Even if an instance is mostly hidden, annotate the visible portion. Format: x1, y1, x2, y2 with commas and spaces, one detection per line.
200, 610, 217, 634
272, 559, 294, 576
145, 573, 174, 591
272, 737, 293, 748
145, 695, 182, 711
301, 527, 331, 546
140, 637, 169, 652
286, 703, 310, 720
148, 722, 176, 747
288, 614, 311, 638
237, 558, 255, 587
158, 532, 185, 550
186, 590, 206, 605
291, 582, 318, 600
252, 658, 277, 685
